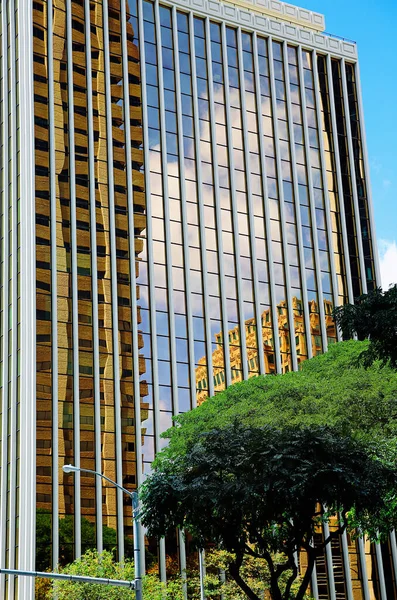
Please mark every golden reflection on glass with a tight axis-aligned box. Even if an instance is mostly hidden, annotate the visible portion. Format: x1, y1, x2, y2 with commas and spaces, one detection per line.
106, 0, 148, 540
195, 290, 337, 396
34, 0, 56, 562
33, 0, 147, 563
70, 0, 98, 546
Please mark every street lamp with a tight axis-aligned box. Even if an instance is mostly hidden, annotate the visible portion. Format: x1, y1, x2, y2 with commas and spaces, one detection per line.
62, 464, 142, 600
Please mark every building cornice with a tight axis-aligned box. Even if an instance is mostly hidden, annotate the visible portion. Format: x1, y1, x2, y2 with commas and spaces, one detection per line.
217, 0, 325, 32
161, 0, 358, 60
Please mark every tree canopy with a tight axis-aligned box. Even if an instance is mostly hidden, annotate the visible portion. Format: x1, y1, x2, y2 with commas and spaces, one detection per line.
333, 285, 397, 367
141, 422, 397, 600
140, 341, 397, 600
161, 341, 397, 460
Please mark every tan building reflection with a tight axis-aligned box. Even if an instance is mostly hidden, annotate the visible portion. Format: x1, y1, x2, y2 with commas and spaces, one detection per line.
34, 0, 148, 550
196, 298, 336, 405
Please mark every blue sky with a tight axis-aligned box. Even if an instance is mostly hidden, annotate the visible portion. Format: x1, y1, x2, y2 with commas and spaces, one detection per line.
298, 0, 397, 287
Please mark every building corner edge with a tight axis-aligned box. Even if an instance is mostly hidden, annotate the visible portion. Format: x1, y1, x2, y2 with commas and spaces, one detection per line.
18, 1, 36, 598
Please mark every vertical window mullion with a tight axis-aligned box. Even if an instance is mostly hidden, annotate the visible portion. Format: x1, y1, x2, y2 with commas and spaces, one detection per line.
47, 0, 60, 569
312, 50, 341, 340
340, 59, 367, 295
101, 0, 124, 558
221, 22, 248, 381
205, 18, 231, 391
121, 0, 142, 559
268, 38, 298, 372
0, 0, 10, 587
154, 2, 179, 418
252, 33, 282, 374
139, 0, 166, 581
18, 0, 37, 586
190, 15, 215, 397
389, 532, 397, 596
171, 8, 196, 413
169, 17, 190, 585
83, 0, 106, 556
357, 536, 372, 600
322, 519, 337, 600
340, 526, 355, 600
9, 0, 19, 587
66, 0, 82, 556
353, 60, 381, 285
283, 43, 313, 360
138, 0, 161, 462
236, 27, 265, 376
297, 46, 328, 352
325, 55, 354, 304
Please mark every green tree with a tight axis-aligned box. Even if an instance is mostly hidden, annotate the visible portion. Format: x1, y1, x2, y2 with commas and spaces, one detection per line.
333, 285, 397, 367
141, 422, 397, 600
161, 341, 397, 461
48, 549, 135, 600
47, 549, 183, 600
139, 341, 397, 600
36, 510, 133, 570
185, 549, 311, 599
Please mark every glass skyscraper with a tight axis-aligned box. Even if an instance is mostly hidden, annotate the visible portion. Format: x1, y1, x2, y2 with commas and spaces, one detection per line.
0, 0, 391, 598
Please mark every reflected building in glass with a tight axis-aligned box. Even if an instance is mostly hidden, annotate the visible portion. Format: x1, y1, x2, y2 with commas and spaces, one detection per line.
0, 0, 390, 598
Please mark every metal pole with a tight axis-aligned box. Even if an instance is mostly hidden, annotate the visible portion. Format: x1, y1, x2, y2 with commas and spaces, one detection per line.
199, 549, 206, 600
133, 492, 143, 600
219, 568, 226, 600
63, 465, 142, 599
0, 568, 135, 589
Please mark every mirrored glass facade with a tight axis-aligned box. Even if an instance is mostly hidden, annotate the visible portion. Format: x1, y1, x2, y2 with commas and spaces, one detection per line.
0, 0, 389, 598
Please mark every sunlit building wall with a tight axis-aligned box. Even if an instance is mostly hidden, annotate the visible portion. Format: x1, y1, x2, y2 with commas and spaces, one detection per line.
0, 0, 389, 598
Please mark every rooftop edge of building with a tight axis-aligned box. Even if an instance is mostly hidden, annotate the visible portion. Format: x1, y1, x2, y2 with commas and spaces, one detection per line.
166, 0, 358, 59
218, 0, 326, 32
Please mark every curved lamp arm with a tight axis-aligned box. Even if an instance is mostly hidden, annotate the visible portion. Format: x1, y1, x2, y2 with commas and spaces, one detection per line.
63, 464, 135, 500
62, 464, 142, 600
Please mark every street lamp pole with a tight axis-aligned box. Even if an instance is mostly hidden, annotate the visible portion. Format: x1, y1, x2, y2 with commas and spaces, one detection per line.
62, 464, 142, 600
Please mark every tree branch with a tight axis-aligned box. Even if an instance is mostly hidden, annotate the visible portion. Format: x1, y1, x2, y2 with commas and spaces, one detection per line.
283, 557, 298, 600
244, 544, 263, 560
262, 548, 275, 575
295, 548, 316, 600
275, 560, 293, 578
228, 560, 263, 600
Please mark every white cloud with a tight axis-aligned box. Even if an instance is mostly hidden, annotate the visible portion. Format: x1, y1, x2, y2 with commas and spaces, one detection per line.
383, 179, 392, 190
378, 239, 397, 290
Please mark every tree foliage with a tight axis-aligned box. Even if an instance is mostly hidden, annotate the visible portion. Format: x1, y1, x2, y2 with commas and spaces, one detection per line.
185, 549, 311, 600
46, 550, 135, 600
162, 341, 397, 460
46, 550, 184, 600
333, 285, 397, 367
140, 341, 397, 600
141, 422, 397, 600
36, 510, 133, 570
